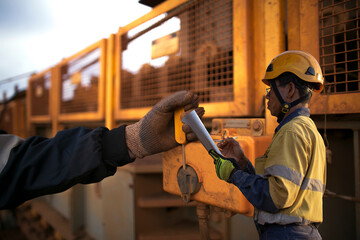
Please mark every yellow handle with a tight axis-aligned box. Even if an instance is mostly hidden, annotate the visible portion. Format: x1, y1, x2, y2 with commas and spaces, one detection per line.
174, 108, 186, 144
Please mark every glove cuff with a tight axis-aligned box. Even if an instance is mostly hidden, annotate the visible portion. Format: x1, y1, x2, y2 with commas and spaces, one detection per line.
220, 161, 235, 181
125, 122, 148, 159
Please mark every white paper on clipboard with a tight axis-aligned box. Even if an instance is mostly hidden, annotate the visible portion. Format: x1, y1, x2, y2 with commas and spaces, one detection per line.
181, 110, 221, 154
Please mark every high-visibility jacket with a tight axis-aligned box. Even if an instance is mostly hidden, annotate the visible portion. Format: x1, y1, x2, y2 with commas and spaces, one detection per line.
254, 111, 326, 225
229, 108, 326, 226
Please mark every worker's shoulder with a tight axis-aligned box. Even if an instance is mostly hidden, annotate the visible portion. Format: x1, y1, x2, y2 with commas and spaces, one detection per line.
0, 134, 24, 152
0, 134, 24, 143
0, 134, 24, 174
280, 116, 318, 138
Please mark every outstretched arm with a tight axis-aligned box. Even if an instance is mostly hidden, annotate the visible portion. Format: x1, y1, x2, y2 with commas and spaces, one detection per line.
0, 90, 204, 209
0, 126, 132, 209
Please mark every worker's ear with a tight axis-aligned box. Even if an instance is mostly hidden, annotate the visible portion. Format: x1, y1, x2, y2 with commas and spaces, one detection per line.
287, 82, 296, 99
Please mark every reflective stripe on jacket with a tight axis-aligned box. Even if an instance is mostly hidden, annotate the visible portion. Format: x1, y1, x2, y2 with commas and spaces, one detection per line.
254, 114, 326, 225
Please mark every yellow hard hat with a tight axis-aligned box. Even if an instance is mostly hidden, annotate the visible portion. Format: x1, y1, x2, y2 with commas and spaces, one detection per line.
262, 50, 324, 92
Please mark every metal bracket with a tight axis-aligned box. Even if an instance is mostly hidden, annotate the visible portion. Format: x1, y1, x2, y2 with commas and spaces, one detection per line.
177, 165, 201, 203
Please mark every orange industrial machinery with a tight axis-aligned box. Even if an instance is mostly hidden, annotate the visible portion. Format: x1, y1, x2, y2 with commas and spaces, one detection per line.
163, 134, 272, 216
0, 89, 27, 138
56, 39, 107, 123
113, 0, 282, 213
286, 0, 360, 115
109, 0, 283, 238
27, 68, 53, 123
113, 0, 283, 127
26, 68, 54, 136
163, 108, 272, 217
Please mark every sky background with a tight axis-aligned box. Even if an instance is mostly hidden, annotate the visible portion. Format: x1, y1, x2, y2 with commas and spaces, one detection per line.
0, 0, 151, 101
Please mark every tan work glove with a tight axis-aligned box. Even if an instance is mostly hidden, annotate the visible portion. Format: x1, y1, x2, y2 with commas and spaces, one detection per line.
126, 90, 205, 158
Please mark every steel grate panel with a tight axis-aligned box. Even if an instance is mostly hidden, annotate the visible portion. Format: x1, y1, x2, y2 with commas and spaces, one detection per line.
120, 0, 233, 109
60, 48, 100, 114
319, 0, 360, 94
29, 72, 51, 116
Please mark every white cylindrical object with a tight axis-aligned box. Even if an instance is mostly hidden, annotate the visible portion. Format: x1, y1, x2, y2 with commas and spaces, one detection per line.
182, 110, 221, 154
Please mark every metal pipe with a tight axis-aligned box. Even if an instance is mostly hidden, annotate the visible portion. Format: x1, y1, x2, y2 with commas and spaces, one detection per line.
196, 202, 210, 240
353, 130, 360, 240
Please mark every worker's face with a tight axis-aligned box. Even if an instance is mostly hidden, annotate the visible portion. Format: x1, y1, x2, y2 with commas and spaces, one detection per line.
265, 80, 286, 117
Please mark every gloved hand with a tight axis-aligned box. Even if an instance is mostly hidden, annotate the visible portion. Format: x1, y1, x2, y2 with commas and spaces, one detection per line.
209, 149, 240, 181
217, 137, 249, 170
126, 90, 205, 158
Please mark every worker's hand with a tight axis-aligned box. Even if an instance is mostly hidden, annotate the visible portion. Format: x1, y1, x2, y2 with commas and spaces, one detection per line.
126, 90, 205, 158
209, 150, 240, 181
217, 138, 249, 170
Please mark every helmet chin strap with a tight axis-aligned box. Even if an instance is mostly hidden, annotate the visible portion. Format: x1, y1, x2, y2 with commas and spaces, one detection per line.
270, 81, 309, 123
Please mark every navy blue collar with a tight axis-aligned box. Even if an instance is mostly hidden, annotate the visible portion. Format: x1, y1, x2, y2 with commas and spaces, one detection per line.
275, 107, 310, 133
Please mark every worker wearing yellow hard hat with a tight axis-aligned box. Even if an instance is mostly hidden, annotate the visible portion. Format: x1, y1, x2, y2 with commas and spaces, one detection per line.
210, 50, 327, 239
263, 50, 324, 123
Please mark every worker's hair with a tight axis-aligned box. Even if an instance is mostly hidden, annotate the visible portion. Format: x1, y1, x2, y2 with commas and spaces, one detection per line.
276, 72, 314, 103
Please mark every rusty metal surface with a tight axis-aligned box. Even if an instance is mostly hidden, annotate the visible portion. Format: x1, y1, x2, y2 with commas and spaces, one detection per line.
119, 0, 233, 109
319, 0, 360, 94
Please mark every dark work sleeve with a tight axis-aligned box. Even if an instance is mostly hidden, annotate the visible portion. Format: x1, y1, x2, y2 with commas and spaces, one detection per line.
243, 161, 256, 175
0, 125, 134, 209
228, 170, 279, 213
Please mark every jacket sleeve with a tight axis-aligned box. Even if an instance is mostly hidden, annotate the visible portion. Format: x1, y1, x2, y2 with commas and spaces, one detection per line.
227, 158, 278, 213
228, 170, 279, 213
0, 125, 134, 209
243, 161, 256, 175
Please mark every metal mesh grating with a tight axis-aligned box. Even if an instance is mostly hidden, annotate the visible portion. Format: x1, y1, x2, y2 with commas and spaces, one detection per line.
120, 0, 233, 109
319, 0, 360, 94
29, 72, 51, 116
60, 48, 100, 114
